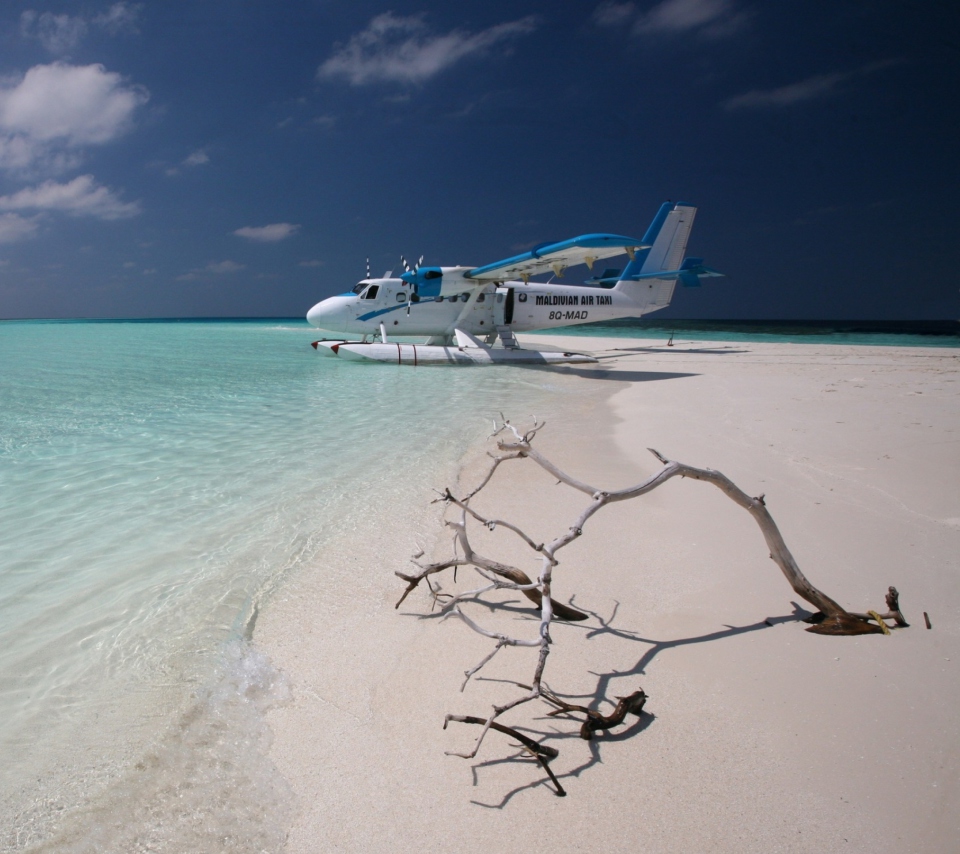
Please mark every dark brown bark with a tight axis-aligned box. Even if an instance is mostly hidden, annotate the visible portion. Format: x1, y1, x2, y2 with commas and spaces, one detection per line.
543, 689, 648, 740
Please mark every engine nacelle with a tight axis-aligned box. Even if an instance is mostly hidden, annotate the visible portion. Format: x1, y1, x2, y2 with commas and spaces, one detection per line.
400, 266, 478, 298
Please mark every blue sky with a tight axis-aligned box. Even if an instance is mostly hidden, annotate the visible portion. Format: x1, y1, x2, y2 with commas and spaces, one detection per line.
0, 1, 956, 320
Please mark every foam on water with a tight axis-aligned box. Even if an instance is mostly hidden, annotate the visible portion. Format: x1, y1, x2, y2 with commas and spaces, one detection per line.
0, 320, 583, 851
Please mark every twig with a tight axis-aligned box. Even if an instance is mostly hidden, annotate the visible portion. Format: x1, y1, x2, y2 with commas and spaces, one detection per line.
444, 715, 565, 796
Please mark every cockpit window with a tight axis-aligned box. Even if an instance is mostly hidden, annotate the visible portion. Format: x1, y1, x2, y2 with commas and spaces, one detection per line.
352, 282, 368, 295
360, 285, 380, 300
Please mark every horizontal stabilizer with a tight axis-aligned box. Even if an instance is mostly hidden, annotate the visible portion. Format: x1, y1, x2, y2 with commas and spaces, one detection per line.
467, 233, 648, 282
584, 267, 622, 286
679, 256, 724, 287
622, 256, 725, 287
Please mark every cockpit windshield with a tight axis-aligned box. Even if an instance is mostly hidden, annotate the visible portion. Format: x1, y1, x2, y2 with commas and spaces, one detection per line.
352, 282, 368, 295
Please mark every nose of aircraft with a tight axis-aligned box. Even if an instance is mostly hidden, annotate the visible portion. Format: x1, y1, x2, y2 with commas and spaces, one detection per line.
307, 294, 356, 332
306, 300, 326, 328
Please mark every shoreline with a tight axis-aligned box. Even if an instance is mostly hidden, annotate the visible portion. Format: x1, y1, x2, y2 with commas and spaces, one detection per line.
258, 335, 959, 852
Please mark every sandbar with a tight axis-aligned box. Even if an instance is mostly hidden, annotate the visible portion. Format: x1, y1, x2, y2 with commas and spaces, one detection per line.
257, 335, 959, 852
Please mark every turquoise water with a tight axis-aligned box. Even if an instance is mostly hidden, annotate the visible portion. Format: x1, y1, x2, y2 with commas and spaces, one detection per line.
536, 318, 960, 348
0, 320, 581, 852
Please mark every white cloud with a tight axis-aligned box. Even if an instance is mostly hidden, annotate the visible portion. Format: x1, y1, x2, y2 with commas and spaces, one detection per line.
234, 222, 300, 242
634, 0, 733, 33
166, 149, 209, 175
722, 62, 898, 110
318, 13, 538, 86
0, 62, 149, 173
93, 3, 143, 36
183, 149, 209, 166
20, 11, 88, 54
0, 63, 148, 144
177, 260, 245, 280
0, 212, 39, 243
206, 260, 245, 274
0, 134, 52, 172
723, 73, 845, 110
20, 4, 142, 53
593, 2, 637, 27
0, 175, 140, 219
595, 0, 746, 38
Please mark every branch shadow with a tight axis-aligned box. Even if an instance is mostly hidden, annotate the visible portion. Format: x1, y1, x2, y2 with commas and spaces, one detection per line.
465, 711, 657, 808
577, 599, 813, 706
395, 595, 543, 622
457, 600, 813, 806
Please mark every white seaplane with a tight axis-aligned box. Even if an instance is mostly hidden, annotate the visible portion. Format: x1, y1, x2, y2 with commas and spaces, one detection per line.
306, 201, 722, 365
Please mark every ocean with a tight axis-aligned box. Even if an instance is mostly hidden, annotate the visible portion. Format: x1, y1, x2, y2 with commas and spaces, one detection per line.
1, 316, 953, 851
0, 319, 585, 853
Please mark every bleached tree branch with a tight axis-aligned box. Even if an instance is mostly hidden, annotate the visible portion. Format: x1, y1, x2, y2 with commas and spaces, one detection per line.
398, 419, 907, 795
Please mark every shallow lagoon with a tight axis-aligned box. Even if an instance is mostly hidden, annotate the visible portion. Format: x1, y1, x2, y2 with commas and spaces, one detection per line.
0, 319, 579, 851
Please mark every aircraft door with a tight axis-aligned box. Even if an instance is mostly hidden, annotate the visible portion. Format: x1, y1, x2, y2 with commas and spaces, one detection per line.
494, 287, 515, 326
354, 283, 382, 320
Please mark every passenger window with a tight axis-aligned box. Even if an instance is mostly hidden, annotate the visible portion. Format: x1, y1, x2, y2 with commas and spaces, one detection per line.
460, 293, 469, 302
476, 293, 485, 303
361, 285, 380, 300
436, 295, 444, 303
396, 292, 407, 302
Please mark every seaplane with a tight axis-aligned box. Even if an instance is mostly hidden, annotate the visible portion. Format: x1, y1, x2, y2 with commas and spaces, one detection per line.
306, 201, 722, 365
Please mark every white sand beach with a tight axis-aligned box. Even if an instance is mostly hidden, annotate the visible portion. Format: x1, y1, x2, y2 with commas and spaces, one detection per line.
257, 336, 959, 853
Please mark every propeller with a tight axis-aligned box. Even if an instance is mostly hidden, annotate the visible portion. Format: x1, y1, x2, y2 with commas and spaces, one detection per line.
400, 255, 424, 274
401, 254, 425, 313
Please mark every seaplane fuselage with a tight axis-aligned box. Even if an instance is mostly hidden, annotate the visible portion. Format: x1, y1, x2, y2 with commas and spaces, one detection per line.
306, 277, 656, 338
305, 202, 722, 356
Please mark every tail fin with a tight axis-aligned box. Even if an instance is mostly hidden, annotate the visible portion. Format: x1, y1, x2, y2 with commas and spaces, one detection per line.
614, 202, 706, 315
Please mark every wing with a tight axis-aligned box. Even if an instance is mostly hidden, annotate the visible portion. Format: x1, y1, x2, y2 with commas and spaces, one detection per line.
466, 233, 648, 282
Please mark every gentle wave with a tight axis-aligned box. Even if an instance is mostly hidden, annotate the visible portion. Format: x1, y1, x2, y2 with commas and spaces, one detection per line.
0, 320, 581, 852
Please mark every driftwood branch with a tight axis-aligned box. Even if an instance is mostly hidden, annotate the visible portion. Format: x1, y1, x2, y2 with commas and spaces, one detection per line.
398, 419, 907, 795
443, 715, 566, 796
395, 517, 588, 621
542, 688, 648, 740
